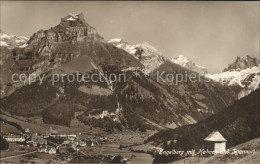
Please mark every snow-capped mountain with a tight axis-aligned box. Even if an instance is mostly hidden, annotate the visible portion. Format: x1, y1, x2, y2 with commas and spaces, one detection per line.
0, 30, 28, 48
107, 38, 167, 73
1, 30, 29, 97
223, 55, 259, 72
107, 38, 138, 55
108, 39, 209, 75
1, 13, 237, 131
171, 55, 208, 74
206, 56, 260, 99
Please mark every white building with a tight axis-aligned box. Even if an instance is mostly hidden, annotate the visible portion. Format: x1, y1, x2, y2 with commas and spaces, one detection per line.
204, 131, 227, 153
4, 135, 25, 142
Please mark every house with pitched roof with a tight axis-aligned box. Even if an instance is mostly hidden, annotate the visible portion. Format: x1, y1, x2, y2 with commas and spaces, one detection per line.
204, 131, 227, 153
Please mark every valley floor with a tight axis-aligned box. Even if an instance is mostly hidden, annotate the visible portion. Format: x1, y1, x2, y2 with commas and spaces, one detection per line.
2, 112, 259, 163
0, 113, 157, 163
1, 134, 155, 163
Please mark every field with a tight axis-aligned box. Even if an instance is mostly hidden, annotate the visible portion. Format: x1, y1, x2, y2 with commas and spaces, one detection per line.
1, 152, 56, 164
1, 123, 21, 134
1, 143, 36, 158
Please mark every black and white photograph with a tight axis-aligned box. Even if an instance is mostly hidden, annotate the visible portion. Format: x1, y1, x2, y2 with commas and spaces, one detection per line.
0, 1, 259, 163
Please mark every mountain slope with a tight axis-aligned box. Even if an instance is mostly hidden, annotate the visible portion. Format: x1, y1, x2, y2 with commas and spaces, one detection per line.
146, 88, 260, 151
2, 13, 238, 132
0, 30, 29, 97
150, 61, 238, 121
107, 39, 167, 73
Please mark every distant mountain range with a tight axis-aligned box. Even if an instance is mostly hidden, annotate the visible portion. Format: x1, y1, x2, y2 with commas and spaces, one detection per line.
107, 38, 259, 99
0, 30, 28, 48
107, 38, 167, 74
0, 13, 238, 132
206, 56, 260, 99
223, 55, 259, 72
107, 39, 208, 75
0, 31, 28, 97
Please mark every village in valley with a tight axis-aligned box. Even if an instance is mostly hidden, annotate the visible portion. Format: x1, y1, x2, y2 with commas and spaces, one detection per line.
0, 113, 156, 163
1, 121, 110, 162
1, 2, 259, 163
1, 110, 259, 164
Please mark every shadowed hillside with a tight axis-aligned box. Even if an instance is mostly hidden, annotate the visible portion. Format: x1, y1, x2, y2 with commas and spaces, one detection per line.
146, 88, 260, 150
1, 13, 238, 132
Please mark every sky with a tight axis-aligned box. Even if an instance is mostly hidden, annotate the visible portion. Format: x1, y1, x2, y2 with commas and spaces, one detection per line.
1, 1, 259, 73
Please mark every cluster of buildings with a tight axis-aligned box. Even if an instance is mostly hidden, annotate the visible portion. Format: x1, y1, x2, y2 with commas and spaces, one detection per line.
2, 126, 109, 156
3, 135, 26, 142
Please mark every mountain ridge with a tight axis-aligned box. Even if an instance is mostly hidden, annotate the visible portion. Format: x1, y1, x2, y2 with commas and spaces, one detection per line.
1, 13, 238, 132
171, 55, 208, 75
206, 55, 260, 99
223, 55, 259, 72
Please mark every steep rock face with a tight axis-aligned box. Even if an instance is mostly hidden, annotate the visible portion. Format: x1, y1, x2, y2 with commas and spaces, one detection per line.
25, 13, 102, 58
5, 13, 142, 96
223, 55, 259, 72
206, 56, 260, 99
108, 39, 167, 73
136, 42, 167, 74
171, 55, 208, 75
2, 13, 238, 131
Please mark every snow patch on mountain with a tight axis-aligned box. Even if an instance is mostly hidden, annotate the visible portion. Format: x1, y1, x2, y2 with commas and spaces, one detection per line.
171, 55, 189, 66
171, 55, 208, 74
1, 33, 13, 39
206, 66, 260, 98
107, 38, 122, 43
0, 41, 8, 46
107, 38, 139, 55
206, 67, 260, 86
67, 13, 79, 21
19, 43, 28, 48
0, 31, 28, 48
238, 73, 260, 99
107, 38, 166, 73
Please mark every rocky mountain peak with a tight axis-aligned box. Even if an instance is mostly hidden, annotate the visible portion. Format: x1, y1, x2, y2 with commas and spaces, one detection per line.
236, 56, 241, 62
59, 13, 88, 28
171, 55, 189, 65
25, 12, 102, 54
139, 42, 160, 55
107, 38, 167, 73
206, 55, 260, 99
223, 55, 259, 72
171, 55, 208, 75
